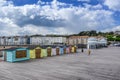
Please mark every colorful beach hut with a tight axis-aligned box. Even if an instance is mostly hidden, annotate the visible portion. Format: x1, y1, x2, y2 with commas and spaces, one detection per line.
63, 46, 67, 54
74, 46, 77, 53
41, 46, 47, 57
51, 45, 56, 56
71, 45, 77, 53
4, 47, 30, 62
66, 46, 70, 54
56, 46, 60, 55
29, 46, 42, 59
59, 46, 64, 55
71, 46, 74, 53
47, 47, 52, 57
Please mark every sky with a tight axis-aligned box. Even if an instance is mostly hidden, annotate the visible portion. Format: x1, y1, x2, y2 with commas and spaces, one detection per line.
0, 0, 120, 36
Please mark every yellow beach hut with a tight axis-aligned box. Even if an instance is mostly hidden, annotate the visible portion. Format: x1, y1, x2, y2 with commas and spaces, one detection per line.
71, 45, 77, 53
41, 46, 47, 57
74, 45, 77, 53
71, 45, 75, 53
29, 46, 43, 59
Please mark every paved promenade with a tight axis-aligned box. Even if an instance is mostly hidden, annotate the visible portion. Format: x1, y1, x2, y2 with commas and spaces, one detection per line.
0, 47, 120, 80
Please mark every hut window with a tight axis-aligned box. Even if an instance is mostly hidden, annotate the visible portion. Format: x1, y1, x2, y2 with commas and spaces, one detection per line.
16, 50, 27, 58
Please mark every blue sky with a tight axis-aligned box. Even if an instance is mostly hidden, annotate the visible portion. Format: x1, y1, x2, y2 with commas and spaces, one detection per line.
0, 0, 120, 36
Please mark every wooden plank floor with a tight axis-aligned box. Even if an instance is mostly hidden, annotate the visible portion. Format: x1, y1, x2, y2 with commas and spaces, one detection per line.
0, 47, 120, 80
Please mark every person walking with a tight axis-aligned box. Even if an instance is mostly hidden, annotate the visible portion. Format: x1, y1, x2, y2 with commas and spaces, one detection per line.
81, 48, 84, 53
88, 49, 91, 55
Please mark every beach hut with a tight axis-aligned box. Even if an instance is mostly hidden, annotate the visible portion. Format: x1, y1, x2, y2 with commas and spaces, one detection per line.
29, 46, 35, 59
59, 46, 64, 55
71, 46, 75, 53
66, 46, 70, 54
56, 46, 60, 55
74, 46, 77, 53
51, 45, 56, 56
63, 46, 67, 54
47, 47, 52, 57
41, 46, 47, 57
3, 47, 30, 62
29, 46, 42, 59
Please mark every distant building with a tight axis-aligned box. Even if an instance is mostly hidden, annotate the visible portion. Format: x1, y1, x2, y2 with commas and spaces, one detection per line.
0, 35, 106, 46
0, 36, 30, 46
30, 35, 67, 45
68, 36, 89, 45
87, 36, 107, 49
114, 31, 120, 35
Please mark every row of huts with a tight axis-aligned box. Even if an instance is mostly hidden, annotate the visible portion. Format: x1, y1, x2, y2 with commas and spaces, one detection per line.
0, 45, 77, 62
0, 35, 107, 47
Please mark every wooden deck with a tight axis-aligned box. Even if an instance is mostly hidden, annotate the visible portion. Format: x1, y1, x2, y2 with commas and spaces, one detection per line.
0, 47, 120, 80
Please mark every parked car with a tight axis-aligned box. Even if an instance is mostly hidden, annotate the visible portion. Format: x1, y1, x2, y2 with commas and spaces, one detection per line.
114, 43, 120, 47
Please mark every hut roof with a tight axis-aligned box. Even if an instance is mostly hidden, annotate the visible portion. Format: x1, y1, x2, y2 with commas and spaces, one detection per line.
2, 47, 28, 51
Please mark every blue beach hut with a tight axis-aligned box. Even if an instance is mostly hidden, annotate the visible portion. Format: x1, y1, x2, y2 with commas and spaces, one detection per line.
59, 46, 64, 55
4, 47, 30, 62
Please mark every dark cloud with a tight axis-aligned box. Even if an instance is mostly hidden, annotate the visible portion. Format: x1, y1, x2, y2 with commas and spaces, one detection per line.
14, 15, 66, 27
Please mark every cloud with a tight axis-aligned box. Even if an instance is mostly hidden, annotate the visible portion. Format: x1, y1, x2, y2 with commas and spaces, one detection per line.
0, 0, 116, 35
77, 0, 90, 2
104, 0, 120, 11
103, 25, 120, 32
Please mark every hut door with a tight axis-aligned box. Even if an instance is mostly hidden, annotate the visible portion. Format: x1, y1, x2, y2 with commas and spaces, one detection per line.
74, 47, 76, 53
56, 48, 59, 55
35, 49, 41, 58
47, 48, 51, 56
64, 48, 66, 54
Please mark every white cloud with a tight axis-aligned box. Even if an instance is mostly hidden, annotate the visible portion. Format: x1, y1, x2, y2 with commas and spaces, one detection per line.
0, 0, 7, 6
103, 25, 120, 32
0, 0, 116, 35
104, 0, 120, 11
